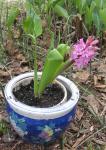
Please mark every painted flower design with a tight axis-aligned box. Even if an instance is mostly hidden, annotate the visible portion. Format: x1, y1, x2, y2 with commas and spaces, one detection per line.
38, 123, 62, 142
10, 112, 28, 137
39, 125, 53, 142
71, 36, 99, 68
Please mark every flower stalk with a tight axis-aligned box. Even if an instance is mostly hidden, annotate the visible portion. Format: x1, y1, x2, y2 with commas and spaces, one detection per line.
33, 36, 99, 97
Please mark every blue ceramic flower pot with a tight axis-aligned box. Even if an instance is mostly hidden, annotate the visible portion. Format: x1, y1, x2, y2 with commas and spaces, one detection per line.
4, 72, 79, 144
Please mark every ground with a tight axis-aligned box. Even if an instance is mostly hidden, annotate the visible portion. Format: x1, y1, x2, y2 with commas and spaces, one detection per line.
0, 0, 106, 150
0, 42, 106, 150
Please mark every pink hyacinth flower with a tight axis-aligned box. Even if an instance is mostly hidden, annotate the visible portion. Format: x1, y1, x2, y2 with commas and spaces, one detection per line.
71, 36, 99, 68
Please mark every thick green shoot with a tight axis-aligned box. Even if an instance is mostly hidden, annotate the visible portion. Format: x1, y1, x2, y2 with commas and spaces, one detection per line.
38, 44, 70, 95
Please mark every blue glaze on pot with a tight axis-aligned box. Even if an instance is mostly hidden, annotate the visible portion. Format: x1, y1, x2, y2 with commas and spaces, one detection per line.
7, 104, 76, 144
5, 73, 79, 144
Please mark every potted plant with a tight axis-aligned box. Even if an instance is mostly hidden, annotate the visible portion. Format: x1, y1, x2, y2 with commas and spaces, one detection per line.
4, 37, 99, 144
4, 2, 99, 145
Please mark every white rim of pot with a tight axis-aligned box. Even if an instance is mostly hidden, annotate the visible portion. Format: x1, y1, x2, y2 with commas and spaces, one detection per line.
4, 72, 80, 119
11, 74, 67, 107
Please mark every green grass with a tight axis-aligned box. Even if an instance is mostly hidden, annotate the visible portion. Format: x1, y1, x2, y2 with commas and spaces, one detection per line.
0, 43, 7, 65
0, 120, 8, 134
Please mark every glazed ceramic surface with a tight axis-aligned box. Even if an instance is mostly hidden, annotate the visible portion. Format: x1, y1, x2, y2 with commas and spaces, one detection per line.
5, 72, 79, 144
7, 103, 76, 143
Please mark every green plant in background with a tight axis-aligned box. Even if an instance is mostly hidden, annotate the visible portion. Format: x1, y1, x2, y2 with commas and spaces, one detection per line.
6, 0, 99, 98
27, 0, 69, 19
22, 1, 71, 96
6, 0, 70, 96
46, 0, 69, 19
0, 0, 7, 65
7, 6, 20, 31
73, 0, 106, 35
0, 120, 8, 134
0, 43, 7, 64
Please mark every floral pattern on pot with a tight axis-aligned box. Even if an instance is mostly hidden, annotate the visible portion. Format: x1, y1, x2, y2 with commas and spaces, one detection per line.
10, 112, 28, 137
7, 103, 76, 144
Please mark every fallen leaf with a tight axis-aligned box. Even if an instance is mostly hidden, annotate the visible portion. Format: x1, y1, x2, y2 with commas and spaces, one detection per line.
11, 61, 20, 68
21, 67, 29, 72
12, 66, 29, 75
0, 114, 3, 121
100, 106, 106, 116
101, 93, 106, 100
2, 133, 15, 143
94, 75, 98, 86
40, 32, 51, 48
93, 74, 106, 88
86, 94, 100, 114
0, 112, 9, 123
76, 108, 84, 120
72, 134, 86, 148
98, 63, 106, 74
93, 138, 106, 145
95, 84, 106, 89
90, 126, 94, 132
0, 70, 10, 77
15, 53, 25, 61
70, 122, 79, 132
82, 120, 91, 128
0, 91, 3, 99
92, 61, 99, 69
72, 71, 89, 83
42, 19, 47, 28
5, 39, 15, 56
98, 88, 106, 93
13, 29, 21, 39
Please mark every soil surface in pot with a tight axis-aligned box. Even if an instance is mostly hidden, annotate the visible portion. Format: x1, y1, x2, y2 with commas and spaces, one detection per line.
13, 80, 64, 107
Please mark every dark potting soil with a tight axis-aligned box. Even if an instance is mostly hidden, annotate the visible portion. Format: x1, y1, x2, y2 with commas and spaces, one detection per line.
13, 80, 64, 107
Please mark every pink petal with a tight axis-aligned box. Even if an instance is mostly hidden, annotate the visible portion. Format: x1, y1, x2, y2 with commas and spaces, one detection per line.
91, 40, 99, 45
71, 36, 99, 69
86, 36, 94, 45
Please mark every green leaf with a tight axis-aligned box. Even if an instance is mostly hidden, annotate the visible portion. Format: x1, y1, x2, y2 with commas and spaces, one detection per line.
23, 14, 42, 37
75, 0, 81, 10
74, 0, 86, 14
38, 44, 70, 94
52, 44, 70, 78
95, 0, 104, 9
86, 0, 92, 6
47, 0, 64, 10
23, 16, 34, 35
85, 6, 93, 30
52, 0, 65, 6
54, 4, 69, 19
99, 8, 106, 26
34, 49, 39, 96
90, 1, 96, 11
57, 44, 70, 57
23, 2, 42, 38
39, 49, 63, 94
33, 15, 42, 37
93, 12, 101, 34
81, 0, 86, 9
7, 7, 19, 30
